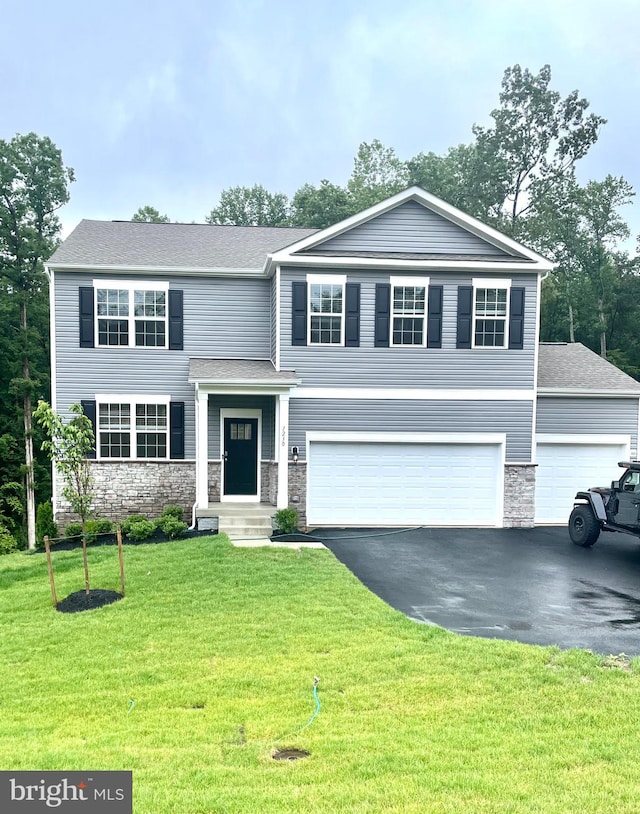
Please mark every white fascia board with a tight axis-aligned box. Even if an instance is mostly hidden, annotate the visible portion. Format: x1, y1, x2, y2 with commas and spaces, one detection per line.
536, 433, 631, 446
268, 255, 547, 273
268, 186, 554, 268
537, 388, 640, 398
49, 263, 265, 277
292, 387, 535, 401
191, 382, 299, 395
307, 430, 506, 445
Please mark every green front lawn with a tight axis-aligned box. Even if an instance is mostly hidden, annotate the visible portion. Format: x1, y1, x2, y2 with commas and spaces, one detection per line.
1, 536, 639, 812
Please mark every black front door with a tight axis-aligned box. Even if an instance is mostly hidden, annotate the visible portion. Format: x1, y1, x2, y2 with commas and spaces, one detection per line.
223, 418, 258, 496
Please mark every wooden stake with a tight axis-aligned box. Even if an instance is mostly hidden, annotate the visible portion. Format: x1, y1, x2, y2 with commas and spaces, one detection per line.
117, 524, 125, 597
43, 535, 58, 607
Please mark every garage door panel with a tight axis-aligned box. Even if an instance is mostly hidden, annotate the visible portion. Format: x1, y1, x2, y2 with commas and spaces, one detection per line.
535, 442, 627, 524
308, 441, 501, 526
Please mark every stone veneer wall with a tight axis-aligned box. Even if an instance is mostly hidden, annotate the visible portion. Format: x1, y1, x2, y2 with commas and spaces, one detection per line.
55, 461, 196, 526
288, 462, 308, 529
503, 464, 536, 528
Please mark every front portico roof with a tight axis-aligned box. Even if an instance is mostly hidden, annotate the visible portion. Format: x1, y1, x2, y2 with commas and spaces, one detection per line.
188, 358, 300, 388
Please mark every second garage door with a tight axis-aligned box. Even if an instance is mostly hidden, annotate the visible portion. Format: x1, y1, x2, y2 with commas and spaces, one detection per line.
535, 435, 630, 524
307, 436, 503, 527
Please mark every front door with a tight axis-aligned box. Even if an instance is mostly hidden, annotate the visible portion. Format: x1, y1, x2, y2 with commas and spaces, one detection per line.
223, 418, 258, 497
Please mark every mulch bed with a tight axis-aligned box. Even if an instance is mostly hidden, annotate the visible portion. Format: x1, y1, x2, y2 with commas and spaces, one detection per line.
35, 527, 212, 553
56, 589, 123, 614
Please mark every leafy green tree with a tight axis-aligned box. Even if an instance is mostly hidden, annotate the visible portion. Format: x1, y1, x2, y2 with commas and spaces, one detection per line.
473, 64, 606, 235
206, 184, 290, 226
0, 133, 74, 549
346, 140, 408, 211
131, 205, 170, 222
34, 401, 95, 594
290, 180, 355, 228
407, 143, 509, 224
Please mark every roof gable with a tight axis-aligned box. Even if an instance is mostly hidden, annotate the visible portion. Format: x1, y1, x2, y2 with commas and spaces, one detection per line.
271, 187, 553, 271
300, 199, 518, 260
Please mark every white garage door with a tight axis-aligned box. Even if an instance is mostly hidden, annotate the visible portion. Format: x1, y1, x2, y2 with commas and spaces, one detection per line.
307, 437, 503, 527
535, 435, 630, 524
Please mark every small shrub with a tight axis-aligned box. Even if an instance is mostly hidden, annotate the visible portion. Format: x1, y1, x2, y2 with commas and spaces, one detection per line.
36, 501, 58, 548
161, 505, 184, 522
120, 514, 149, 538
156, 516, 188, 539
0, 522, 18, 555
274, 507, 298, 534
125, 519, 155, 541
64, 518, 114, 544
65, 521, 83, 541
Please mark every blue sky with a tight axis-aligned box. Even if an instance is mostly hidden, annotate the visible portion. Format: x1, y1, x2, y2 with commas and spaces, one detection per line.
3, 0, 640, 240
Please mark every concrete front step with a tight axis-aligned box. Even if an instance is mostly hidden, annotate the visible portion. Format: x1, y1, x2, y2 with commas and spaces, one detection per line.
196, 503, 276, 540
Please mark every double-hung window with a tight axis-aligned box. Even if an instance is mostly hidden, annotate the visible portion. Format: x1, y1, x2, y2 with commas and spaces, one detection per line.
308, 275, 345, 345
472, 278, 510, 348
97, 395, 169, 460
391, 277, 429, 346
95, 281, 168, 348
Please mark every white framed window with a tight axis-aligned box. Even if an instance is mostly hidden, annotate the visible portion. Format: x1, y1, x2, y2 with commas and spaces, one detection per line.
307, 274, 346, 346
391, 277, 429, 347
96, 394, 169, 460
472, 278, 511, 349
94, 280, 169, 348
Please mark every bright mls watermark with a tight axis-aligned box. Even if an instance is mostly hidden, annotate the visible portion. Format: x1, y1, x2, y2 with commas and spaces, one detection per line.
1, 772, 132, 812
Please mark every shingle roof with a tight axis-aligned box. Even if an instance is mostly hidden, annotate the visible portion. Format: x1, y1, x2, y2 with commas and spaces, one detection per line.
188, 358, 299, 385
538, 343, 640, 393
48, 220, 318, 269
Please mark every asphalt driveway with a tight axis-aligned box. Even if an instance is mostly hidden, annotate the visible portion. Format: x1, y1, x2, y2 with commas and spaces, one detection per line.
318, 526, 640, 655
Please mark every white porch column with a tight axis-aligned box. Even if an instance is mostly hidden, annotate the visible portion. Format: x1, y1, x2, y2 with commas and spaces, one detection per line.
276, 393, 290, 509
195, 387, 209, 508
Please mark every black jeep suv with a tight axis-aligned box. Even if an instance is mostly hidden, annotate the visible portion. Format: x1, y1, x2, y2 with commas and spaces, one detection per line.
569, 461, 640, 547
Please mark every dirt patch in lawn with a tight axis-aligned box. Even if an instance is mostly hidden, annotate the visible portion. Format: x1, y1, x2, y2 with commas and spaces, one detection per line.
56, 589, 123, 614
272, 748, 310, 761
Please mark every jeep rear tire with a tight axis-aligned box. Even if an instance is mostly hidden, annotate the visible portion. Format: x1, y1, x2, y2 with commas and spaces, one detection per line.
568, 505, 600, 547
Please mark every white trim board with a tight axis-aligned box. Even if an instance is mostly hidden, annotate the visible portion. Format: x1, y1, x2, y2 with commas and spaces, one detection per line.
292, 388, 535, 401
536, 434, 631, 446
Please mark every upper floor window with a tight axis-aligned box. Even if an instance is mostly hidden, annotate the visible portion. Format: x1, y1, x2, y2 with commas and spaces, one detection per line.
97, 395, 169, 460
95, 281, 168, 348
472, 279, 511, 348
391, 277, 429, 347
308, 275, 345, 345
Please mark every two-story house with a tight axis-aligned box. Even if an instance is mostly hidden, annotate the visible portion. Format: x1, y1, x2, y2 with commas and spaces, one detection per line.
46, 187, 640, 533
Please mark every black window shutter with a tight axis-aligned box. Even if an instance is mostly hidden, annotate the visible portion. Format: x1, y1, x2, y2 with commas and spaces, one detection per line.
168, 290, 184, 350
345, 283, 360, 347
81, 399, 97, 459
508, 286, 525, 350
291, 281, 307, 346
169, 402, 185, 459
79, 287, 94, 348
456, 286, 473, 349
426, 285, 443, 349
374, 283, 391, 347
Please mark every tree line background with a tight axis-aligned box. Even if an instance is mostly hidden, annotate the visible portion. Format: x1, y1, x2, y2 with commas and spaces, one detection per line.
2, 64, 638, 550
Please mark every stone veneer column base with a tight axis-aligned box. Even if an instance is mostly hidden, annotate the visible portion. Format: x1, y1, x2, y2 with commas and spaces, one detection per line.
503, 464, 536, 528
55, 461, 196, 527
288, 462, 307, 529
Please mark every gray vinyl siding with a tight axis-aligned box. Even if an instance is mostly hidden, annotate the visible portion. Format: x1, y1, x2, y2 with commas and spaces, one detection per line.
207, 395, 275, 459
311, 200, 515, 256
536, 397, 640, 457
290, 398, 533, 461
280, 268, 538, 388
54, 271, 272, 457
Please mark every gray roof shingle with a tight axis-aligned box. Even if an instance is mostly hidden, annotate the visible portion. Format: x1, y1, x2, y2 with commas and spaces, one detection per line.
188, 358, 299, 385
49, 220, 318, 269
538, 343, 640, 393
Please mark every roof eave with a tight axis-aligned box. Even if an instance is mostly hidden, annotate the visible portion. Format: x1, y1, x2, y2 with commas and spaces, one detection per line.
47, 262, 266, 277
537, 387, 640, 398
270, 254, 553, 273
